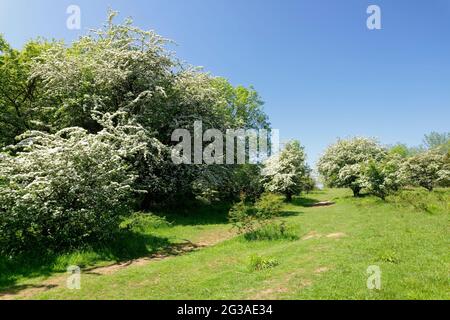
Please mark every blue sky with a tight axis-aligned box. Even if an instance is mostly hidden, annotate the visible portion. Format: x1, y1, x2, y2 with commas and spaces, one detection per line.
1, 0, 449, 166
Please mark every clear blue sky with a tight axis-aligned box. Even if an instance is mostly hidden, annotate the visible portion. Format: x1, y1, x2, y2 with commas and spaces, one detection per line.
1, 0, 449, 166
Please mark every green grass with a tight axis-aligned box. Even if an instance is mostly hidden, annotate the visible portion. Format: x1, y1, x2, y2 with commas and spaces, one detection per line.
1, 189, 449, 300
0, 202, 232, 290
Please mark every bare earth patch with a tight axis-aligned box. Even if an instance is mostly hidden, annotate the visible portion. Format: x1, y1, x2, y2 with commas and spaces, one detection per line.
314, 267, 329, 274
302, 231, 347, 241
0, 276, 66, 300
301, 231, 322, 240
253, 287, 289, 299
311, 201, 335, 207
251, 270, 311, 300
326, 232, 347, 239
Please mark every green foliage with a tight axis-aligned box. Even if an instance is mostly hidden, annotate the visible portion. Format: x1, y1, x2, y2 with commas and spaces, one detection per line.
254, 193, 283, 218
388, 143, 413, 158
228, 193, 283, 235
231, 164, 265, 202
228, 201, 259, 235
0, 36, 55, 147
248, 254, 279, 271
387, 188, 449, 214
244, 221, 298, 241
377, 249, 400, 264
301, 170, 316, 193
423, 132, 450, 153
361, 155, 404, 200
121, 212, 171, 233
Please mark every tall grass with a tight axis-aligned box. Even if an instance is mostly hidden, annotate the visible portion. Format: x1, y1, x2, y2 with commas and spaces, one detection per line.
387, 188, 449, 215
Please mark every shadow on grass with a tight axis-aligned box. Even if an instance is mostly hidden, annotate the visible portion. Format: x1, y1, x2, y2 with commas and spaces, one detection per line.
0, 231, 171, 290
291, 197, 322, 207
278, 210, 304, 217
156, 202, 232, 226
0, 201, 234, 291
0, 283, 58, 298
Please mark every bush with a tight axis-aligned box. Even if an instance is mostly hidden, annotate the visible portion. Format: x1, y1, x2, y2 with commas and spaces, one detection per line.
361, 155, 403, 200
232, 164, 265, 203
0, 116, 148, 255
228, 193, 284, 236
244, 221, 298, 241
120, 212, 171, 233
228, 201, 259, 235
254, 193, 283, 218
248, 254, 279, 271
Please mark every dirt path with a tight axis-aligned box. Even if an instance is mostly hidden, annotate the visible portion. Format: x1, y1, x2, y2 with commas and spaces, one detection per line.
0, 229, 236, 300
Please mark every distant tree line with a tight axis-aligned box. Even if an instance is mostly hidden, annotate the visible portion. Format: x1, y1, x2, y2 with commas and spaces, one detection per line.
318, 134, 450, 199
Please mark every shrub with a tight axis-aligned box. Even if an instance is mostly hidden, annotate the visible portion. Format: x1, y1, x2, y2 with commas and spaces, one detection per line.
244, 221, 298, 241
301, 173, 316, 193
232, 164, 265, 203
248, 254, 279, 271
0, 115, 149, 255
27, 12, 270, 208
377, 249, 400, 264
228, 201, 259, 235
361, 155, 404, 200
254, 193, 283, 218
120, 212, 171, 233
229, 194, 285, 237
387, 188, 449, 215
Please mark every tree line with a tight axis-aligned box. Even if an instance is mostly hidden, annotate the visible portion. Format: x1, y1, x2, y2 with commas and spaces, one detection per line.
0, 12, 447, 255
0, 13, 312, 255
318, 135, 449, 199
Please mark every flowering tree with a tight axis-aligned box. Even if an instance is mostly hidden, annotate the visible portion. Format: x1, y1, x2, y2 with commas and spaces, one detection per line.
317, 137, 386, 196
0, 113, 156, 254
360, 155, 404, 200
262, 141, 308, 201
27, 11, 270, 205
0, 11, 273, 253
400, 151, 449, 191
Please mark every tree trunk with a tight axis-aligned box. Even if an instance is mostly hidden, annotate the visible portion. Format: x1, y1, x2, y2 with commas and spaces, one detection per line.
351, 186, 361, 197
285, 193, 293, 202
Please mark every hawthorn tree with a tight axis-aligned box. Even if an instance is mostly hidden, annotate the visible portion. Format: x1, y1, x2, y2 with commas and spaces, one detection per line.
26, 11, 270, 206
400, 150, 449, 191
262, 140, 308, 202
0, 11, 274, 254
317, 137, 386, 197
0, 112, 158, 254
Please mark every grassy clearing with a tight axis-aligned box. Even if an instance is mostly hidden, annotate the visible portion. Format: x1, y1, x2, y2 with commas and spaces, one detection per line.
1, 189, 449, 300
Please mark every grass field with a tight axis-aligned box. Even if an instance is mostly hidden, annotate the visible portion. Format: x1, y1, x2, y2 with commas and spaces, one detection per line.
1, 188, 449, 300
